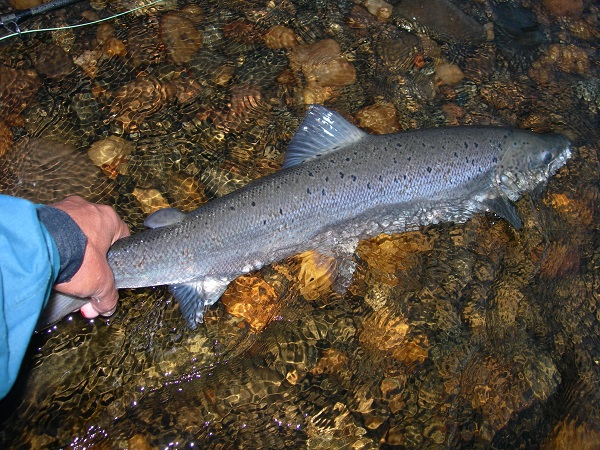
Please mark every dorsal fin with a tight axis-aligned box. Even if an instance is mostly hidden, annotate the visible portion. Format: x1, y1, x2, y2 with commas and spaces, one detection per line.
144, 207, 186, 228
283, 105, 367, 169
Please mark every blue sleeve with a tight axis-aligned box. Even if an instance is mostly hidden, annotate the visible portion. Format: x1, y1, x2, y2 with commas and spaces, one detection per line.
0, 195, 61, 399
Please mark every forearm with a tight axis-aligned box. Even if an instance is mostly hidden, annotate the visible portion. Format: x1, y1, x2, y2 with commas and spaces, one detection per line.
0, 195, 66, 398
0, 194, 128, 399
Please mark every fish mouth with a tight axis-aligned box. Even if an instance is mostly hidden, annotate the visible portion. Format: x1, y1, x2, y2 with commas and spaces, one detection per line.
547, 139, 571, 180
549, 144, 572, 176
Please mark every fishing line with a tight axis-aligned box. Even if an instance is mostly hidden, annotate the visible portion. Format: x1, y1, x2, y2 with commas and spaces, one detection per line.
0, 0, 164, 42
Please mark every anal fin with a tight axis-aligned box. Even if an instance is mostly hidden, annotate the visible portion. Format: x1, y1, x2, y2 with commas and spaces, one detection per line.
326, 238, 360, 294
169, 278, 231, 328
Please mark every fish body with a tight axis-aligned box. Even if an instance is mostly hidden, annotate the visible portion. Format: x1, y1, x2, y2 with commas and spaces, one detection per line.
40, 105, 571, 328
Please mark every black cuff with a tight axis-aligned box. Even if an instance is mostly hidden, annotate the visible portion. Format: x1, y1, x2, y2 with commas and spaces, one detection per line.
37, 206, 87, 284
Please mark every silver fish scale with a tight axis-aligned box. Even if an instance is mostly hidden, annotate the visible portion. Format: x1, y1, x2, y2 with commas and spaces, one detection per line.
109, 127, 527, 289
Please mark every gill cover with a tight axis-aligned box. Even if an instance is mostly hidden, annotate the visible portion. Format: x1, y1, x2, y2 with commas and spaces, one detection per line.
496, 131, 571, 201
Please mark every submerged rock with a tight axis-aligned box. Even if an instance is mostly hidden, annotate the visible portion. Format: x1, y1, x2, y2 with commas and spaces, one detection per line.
33, 44, 76, 81
0, 67, 41, 118
160, 12, 203, 65
290, 39, 357, 104
264, 25, 299, 50
355, 102, 401, 134
542, 0, 583, 17
87, 136, 133, 179
393, 0, 487, 45
0, 137, 114, 204
434, 62, 465, 86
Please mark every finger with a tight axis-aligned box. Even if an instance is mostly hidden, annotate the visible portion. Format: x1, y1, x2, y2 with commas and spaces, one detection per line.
116, 218, 130, 240
93, 272, 120, 316
80, 302, 99, 319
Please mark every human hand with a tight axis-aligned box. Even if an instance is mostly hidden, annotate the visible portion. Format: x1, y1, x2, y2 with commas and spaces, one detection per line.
51, 196, 130, 318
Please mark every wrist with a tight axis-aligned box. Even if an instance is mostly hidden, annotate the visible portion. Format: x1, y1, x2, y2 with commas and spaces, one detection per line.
37, 205, 87, 284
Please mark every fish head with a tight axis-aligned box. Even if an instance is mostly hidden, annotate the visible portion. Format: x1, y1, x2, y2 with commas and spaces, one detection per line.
495, 131, 571, 201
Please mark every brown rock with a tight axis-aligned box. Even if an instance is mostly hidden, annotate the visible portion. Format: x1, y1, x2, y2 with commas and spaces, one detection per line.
9, 0, 42, 9
529, 44, 590, 84
264, 25, 298, 49
364, 0, 393, 22
355, 102, 401, 134
542, 0, 583, 17
110, 76, 171, 131
295, 250, 336, 301
132, 188, 170, 215
311, 348, 349, 375
1, 137, 114, 204
73, 50, 101, 78
87, 136, 133, 179
357, 232, 434, 280
0, 66, 41, 116
290, 39, 356, 104
221, 274, 280, 331
434, 63, 465, 86
0, 122, 13, 158
543, 419, 600, 450
160, 13, 202, 65
164, 173, 207, 212
34, 44, 76, 80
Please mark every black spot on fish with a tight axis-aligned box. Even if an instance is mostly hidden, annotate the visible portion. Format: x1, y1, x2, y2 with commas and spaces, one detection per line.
394, 177, 398, 183
230, 206, 235, 210
345, 157, 350, 161
454, 152, 458, 157
308, 171, 314, 177
367, 182, 371, 189
322, 189, 326, 196
351, 175, 357, 181
407, 156, 412, 161
339, 172, 344, 178
393, 158, 397, 164
279, 208, 283, 215
307, 188, 311, 194
403, 174, 407, 180
464, 142, 469, 149
492, 156, 498, 163
263, 219, 267, 225
252, 201, 256, 206
422, 143, 426, 147
474, 142, 479, 148
427, 166, 432, 173
379, 175, 383, 182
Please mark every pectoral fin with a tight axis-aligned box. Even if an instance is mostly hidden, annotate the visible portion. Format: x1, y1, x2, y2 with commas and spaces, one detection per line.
169, 278, 232, 328
482, 196, 523, 230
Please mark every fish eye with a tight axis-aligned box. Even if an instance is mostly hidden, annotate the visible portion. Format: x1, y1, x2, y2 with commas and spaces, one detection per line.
540, 151, 553, 164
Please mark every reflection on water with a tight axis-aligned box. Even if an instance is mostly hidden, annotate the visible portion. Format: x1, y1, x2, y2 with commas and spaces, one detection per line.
0, 0, 598, 448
